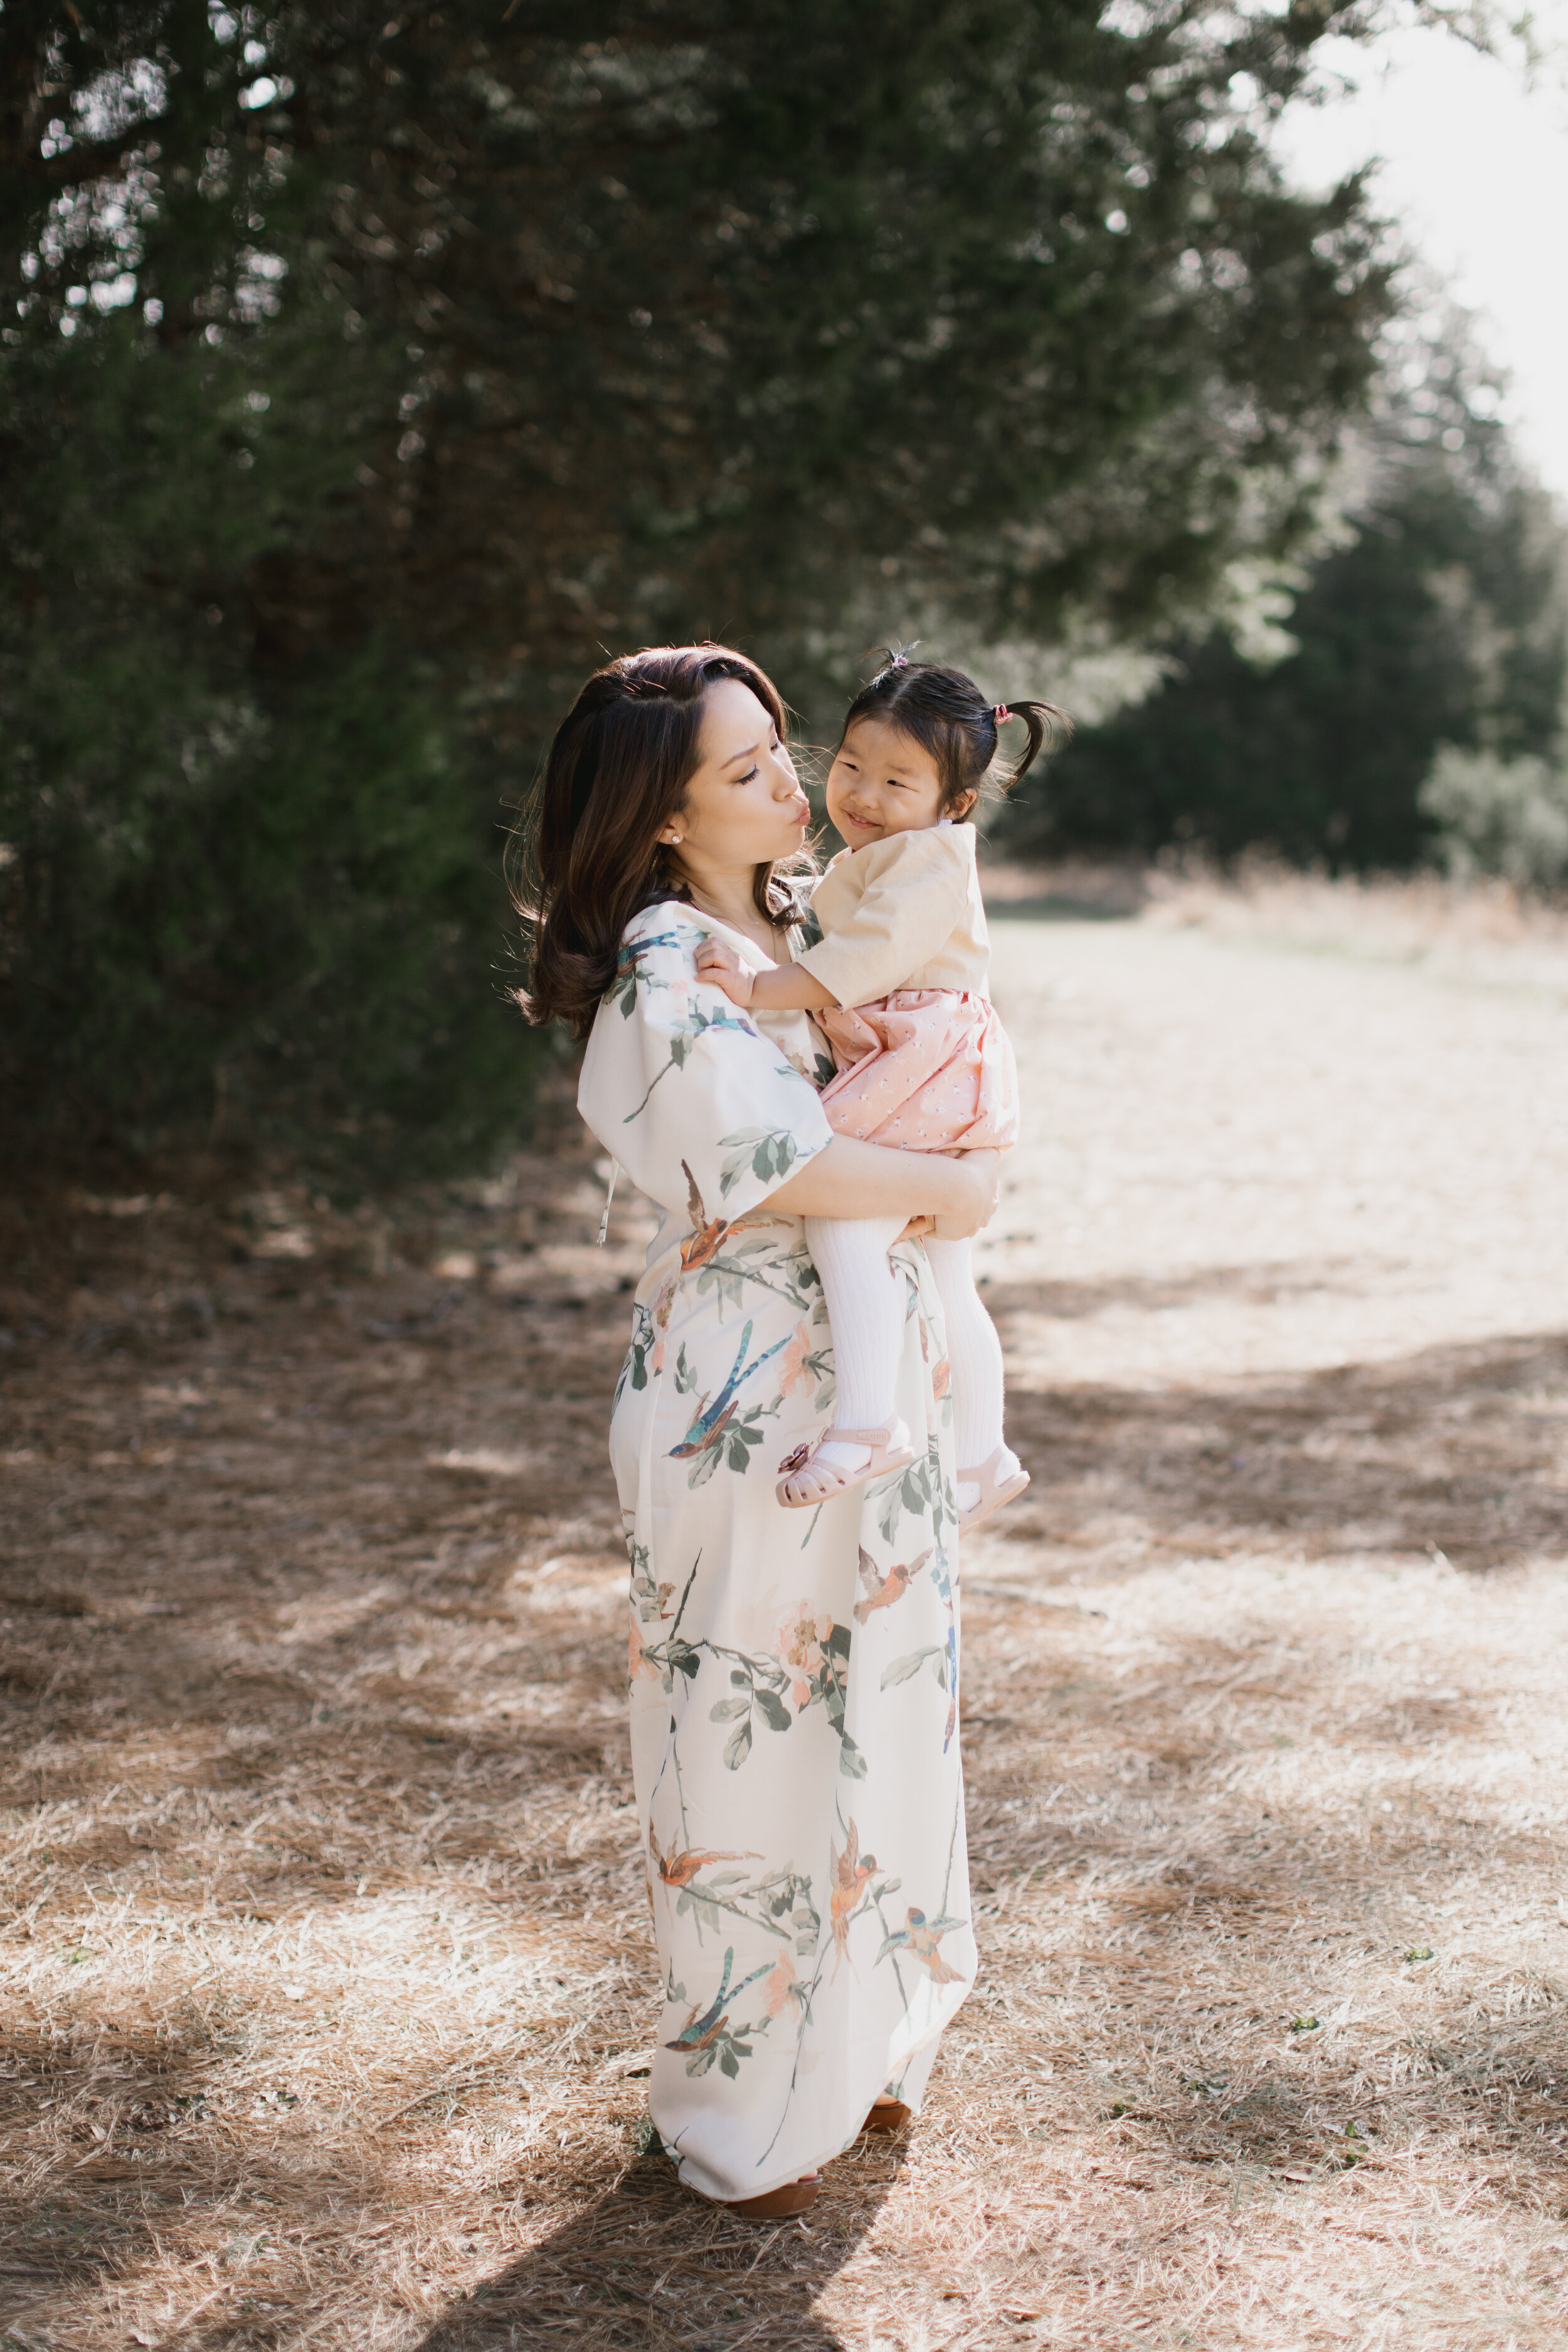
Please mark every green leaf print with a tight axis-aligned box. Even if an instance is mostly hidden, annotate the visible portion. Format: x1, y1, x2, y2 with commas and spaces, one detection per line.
665, 1857, 819, 1957
695, 1237, 818, 1320
615, 1303, 655, 1406
623, 1002, 758, 1123
876, 1436, 956, 1557
721, 1412, 769, 1475
881, 1645, 946, 1690
753, 1686, 793, 1734
717, 1126, 799, 1198
702, 1618, 861, 1774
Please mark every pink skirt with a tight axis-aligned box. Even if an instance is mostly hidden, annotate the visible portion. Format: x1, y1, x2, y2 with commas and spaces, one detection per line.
816, 988, 1019, 1152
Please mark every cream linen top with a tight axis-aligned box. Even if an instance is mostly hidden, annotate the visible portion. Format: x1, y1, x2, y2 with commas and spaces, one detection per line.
793, 821, 991, 1009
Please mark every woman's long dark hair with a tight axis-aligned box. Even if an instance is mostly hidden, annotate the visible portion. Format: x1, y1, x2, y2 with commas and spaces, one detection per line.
843, 654, 1069, 812
514, 644, 807, 1037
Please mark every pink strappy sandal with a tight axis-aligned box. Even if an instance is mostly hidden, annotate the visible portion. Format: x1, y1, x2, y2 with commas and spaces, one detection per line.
956, 1444, 1030, 1535
775, 1421, 916, 1510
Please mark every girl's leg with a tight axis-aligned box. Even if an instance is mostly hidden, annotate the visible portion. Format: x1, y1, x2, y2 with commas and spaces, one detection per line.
803, 1215, 909, 1475
923, 1235, 1022, 1512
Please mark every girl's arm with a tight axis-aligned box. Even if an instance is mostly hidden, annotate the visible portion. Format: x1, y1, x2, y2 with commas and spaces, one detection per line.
770, 1139, 1000, 1239
694, 934, 836, 1012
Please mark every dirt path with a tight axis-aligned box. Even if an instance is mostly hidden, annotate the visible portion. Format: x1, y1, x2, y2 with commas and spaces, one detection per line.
3, 878, 1567, 2351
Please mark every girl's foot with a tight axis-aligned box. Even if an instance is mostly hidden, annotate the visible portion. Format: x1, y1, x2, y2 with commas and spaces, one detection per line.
862, 2098, 911, 2134
956, 1443, 1029, 1533
776, 1421, 916, 1509
719, 2171, 820, 2218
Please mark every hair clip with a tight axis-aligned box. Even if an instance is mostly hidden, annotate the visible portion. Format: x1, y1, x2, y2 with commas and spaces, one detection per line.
889, 652, 909, 669
993, 704, 1009, 723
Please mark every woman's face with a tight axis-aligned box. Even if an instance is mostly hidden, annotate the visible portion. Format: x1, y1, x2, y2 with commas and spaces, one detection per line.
663, 679, 810, 875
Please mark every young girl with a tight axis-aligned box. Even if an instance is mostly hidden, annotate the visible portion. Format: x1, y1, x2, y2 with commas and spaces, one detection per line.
696, 654, 1062, 1532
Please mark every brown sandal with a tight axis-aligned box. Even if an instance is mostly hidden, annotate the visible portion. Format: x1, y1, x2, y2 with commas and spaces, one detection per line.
862, 2099, 911, 2134
719, 2171, 820, 2218
776, 1421, 916, 1510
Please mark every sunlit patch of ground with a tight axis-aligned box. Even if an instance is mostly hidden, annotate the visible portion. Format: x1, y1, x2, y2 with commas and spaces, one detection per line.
3, 869, 1567, 2350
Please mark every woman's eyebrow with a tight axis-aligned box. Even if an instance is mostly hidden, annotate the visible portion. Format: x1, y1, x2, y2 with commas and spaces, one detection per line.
720, 736, 765, 770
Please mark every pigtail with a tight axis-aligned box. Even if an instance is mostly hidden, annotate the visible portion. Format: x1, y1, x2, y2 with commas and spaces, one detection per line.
994, 699, 1072, 792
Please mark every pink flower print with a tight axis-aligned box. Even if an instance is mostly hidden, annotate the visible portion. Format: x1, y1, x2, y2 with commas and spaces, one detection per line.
778, 1319, 813, 1398
764, 1953, 807, 2017
628, 1613, 654, 1683
931, 1355, 951, 1399
776, 1599, 834, 1710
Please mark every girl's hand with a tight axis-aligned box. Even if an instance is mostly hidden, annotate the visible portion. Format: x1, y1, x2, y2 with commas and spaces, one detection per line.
694, 935, 755, 1006
933, 1149, 1000, 1240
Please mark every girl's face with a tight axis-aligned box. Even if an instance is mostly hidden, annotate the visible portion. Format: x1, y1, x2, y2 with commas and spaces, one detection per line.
825, 717, 973, 846
662, 679, 810, 874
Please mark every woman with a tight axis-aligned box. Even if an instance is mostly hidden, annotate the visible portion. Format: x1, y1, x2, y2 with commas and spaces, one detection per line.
521, 645, 999, 2218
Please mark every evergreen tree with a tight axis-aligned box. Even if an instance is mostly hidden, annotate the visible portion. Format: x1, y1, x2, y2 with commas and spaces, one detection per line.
1, 1, 1399, 1164
1000, 331, 1568, 869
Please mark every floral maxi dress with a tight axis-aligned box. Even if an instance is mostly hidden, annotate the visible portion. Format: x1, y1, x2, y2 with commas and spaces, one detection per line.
578, 901, 976, 2203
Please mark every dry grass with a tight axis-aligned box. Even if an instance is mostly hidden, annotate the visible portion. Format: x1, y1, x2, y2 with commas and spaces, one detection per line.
3, 871, 1568, 2351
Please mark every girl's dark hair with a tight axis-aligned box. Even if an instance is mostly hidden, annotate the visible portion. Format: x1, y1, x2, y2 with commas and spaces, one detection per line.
841, 653, 1069, 813
515, 642, 808, 1037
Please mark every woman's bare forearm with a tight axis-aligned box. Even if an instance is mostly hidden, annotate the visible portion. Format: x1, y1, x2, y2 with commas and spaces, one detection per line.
770, 1136, 993, 1226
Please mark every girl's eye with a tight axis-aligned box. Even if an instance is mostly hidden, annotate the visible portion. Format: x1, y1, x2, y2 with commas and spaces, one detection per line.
738, 766, 760, 785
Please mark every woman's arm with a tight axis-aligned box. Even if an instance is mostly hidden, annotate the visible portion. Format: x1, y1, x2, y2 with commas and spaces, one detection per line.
770, 1139, 1000, 1239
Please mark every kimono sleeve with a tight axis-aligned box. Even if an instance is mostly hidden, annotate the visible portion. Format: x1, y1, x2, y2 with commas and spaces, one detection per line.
577, 904, 835, 1223
793, 827, 972, 1008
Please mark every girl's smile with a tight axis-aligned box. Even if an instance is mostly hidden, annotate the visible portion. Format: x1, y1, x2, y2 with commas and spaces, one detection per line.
825, 716, 967, 844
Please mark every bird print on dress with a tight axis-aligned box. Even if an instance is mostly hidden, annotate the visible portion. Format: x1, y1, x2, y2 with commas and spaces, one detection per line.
877, 1905, 968, 1984
664, 1944, 778, 2078
829, 1819, 878, 1970
667, 1317, 757, 1462
649, 1824, 760, 1894
678, 1159, 730, 1275
852, 1545, 932, 1625
667, 1313, 797, 1485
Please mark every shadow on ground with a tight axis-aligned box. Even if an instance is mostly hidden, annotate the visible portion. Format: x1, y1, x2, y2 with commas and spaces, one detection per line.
414, 2142, 903, 2352
990, 1315, 1568, 1571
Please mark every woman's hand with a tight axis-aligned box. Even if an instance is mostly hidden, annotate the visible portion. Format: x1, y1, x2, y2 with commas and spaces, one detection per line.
933, 1149, 1000, 1240
694, 935, 755, 1006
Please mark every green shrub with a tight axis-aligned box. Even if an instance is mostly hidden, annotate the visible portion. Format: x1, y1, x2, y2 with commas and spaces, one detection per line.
1419, 745, 1568, 888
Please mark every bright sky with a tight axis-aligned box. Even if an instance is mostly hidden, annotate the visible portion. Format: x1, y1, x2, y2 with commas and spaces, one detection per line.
1273, 5, 1568, 499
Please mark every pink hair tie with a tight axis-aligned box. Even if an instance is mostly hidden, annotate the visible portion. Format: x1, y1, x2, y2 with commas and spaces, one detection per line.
993, 704, 1009, 723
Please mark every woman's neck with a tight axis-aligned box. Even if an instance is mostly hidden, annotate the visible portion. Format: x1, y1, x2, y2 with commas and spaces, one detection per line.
671, 861, 773, 945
